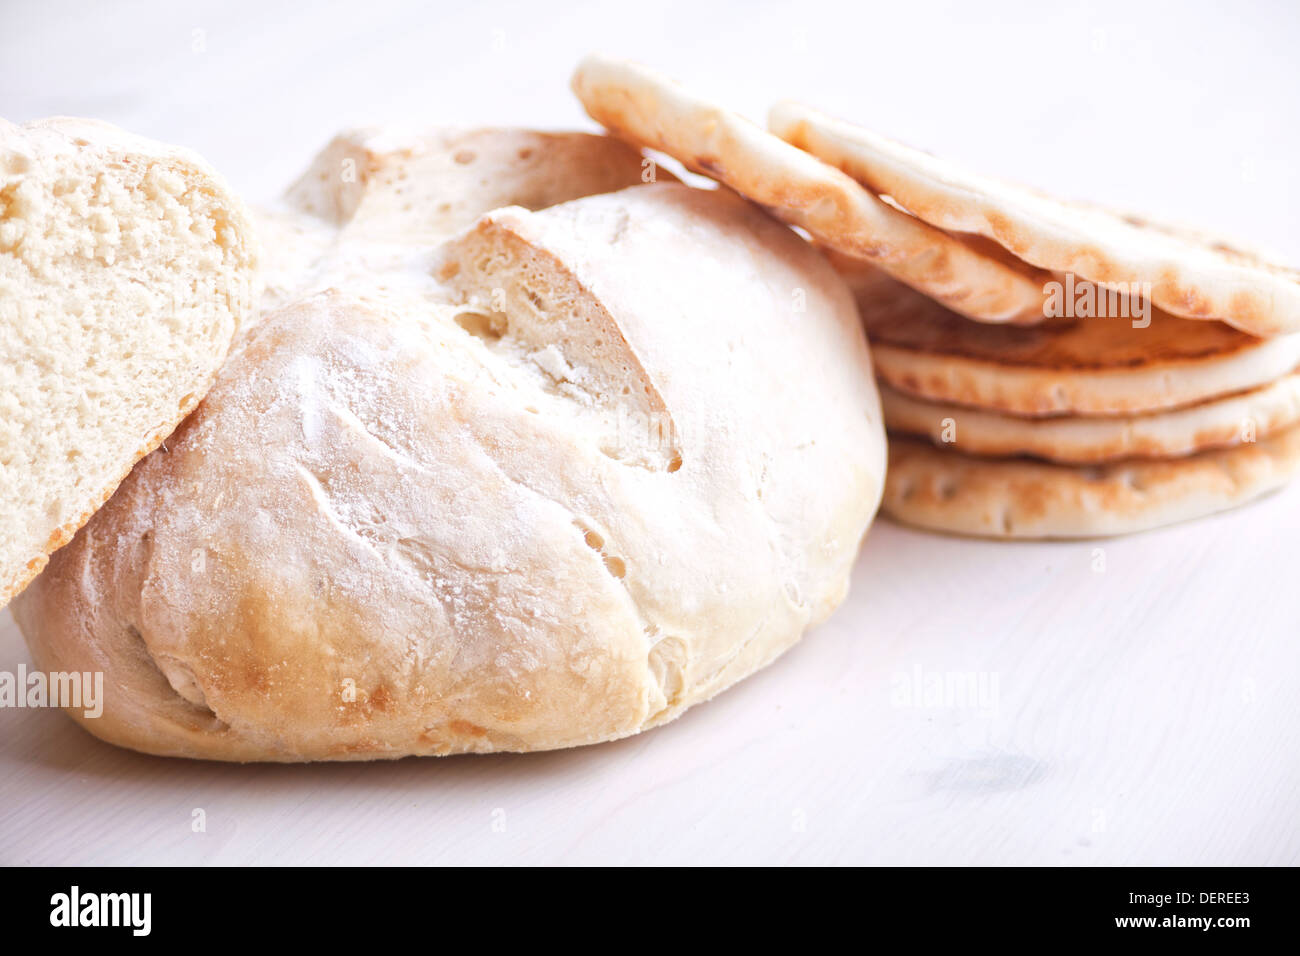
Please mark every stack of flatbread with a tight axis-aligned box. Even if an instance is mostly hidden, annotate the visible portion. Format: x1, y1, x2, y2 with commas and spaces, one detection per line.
572, 55, 1300, 538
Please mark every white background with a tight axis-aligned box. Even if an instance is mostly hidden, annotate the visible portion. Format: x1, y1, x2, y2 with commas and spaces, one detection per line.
2, 0, 1298, 865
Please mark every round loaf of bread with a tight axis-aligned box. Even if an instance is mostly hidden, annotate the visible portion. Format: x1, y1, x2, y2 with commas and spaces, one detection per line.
13, 183, 885, 761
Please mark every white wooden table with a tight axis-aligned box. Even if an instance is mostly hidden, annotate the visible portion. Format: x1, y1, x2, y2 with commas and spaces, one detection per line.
3, 0, 1298, 865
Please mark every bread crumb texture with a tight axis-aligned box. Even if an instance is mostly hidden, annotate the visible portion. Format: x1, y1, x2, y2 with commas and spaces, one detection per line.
0, 117, 255, 606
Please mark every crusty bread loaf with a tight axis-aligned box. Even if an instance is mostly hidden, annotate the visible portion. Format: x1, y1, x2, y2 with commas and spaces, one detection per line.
0, 117, 256, 607
13, 183, 886, 760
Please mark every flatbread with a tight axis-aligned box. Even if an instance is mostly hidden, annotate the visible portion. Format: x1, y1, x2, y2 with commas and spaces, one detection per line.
571, 55, 1047, 324
882, 372, 1300, 464
882, 424, 1300, 538
845, 263, 1300, 416
771, 101, 1300, 337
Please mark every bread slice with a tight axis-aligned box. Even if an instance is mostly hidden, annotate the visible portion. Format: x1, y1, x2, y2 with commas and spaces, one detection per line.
771, 101, 1300, 337
0, 117, 255, 606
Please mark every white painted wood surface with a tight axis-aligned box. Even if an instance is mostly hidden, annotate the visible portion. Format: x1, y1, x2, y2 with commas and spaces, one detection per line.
2, 0, 1298, 865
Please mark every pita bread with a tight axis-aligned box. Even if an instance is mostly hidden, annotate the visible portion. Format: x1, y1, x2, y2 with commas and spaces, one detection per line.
883, 424, 1300, 538
771, 101, 1300, 337
846, 264, 1300, 416
882, 372, 1300, 464
571, 55, 1046, 323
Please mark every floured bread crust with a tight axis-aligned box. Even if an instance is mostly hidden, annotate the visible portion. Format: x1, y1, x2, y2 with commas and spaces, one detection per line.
255, 127, 658, 317
13, 184, 886, 760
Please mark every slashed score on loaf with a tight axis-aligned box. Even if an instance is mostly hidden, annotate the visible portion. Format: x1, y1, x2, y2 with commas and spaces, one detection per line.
255, 126, 659, 316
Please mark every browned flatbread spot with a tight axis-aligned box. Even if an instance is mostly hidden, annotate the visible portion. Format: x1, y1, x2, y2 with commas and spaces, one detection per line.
882, 424, 1300, 538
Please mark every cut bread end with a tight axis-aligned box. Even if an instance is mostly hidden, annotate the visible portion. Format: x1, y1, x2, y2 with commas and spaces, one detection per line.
0, 117, 256, 606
